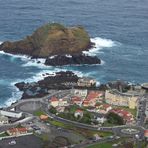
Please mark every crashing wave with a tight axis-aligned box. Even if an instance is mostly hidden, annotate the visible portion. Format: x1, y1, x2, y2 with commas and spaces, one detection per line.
83, 37, 117, 56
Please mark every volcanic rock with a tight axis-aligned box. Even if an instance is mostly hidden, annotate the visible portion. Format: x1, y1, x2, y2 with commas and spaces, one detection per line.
45, 54, 101, 66
0, 23, 92, 58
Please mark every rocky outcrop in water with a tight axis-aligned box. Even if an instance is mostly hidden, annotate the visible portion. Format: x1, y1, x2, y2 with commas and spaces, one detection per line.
0, 23, 92, 58
45, 54, 101, 66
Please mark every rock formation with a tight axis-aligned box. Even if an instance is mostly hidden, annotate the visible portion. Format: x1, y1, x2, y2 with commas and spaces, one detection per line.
45, 54, 101, 66
0, 23, 92, 58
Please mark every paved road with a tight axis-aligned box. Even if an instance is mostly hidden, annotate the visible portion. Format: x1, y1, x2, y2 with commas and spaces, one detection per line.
6, 90, 70, 110
136, 95, 147, 127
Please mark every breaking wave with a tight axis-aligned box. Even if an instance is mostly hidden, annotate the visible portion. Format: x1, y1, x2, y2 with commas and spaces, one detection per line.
83, 37, 117, 56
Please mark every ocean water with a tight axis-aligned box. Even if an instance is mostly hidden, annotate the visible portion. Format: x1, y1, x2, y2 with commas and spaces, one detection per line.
0, 0, 148, 107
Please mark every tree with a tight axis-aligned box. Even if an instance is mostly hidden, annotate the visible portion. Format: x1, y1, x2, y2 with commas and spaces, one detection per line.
106, 112, 124, 125
49, 106, 57, 114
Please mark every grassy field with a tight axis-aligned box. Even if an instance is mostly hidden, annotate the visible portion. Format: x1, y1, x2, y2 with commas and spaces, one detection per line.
0, 132, 9, 137
33, 110, 47, 116
87, 143, 113, 148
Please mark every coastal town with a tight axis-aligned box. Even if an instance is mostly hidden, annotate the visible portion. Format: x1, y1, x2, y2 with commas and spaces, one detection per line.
0, 71, 147, 148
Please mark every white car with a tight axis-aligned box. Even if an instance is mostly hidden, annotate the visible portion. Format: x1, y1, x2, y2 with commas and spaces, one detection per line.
9, 140, 16, 145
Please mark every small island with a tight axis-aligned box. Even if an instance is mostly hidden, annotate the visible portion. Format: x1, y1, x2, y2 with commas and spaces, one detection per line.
0, 23, 101, 66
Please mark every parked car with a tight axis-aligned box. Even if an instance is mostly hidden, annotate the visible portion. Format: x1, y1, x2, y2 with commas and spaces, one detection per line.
9, 140, 16, 145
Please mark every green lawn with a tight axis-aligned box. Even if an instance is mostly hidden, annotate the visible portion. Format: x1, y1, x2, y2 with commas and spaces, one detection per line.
0, 132, 9, 137
87, 143, 113, 148
33, 110, 47, 116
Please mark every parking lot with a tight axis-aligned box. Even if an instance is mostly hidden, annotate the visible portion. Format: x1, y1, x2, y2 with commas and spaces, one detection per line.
0, 135, 43, 148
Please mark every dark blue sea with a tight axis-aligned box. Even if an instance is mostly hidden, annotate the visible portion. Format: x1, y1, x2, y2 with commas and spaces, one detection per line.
0, 0, 148, 107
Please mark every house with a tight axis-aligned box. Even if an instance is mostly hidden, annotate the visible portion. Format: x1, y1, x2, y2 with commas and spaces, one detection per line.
74, 109, 84, 118
82, 91, 104, 107
50, 97, 59, 107
58, 98, 69, 107
0, 115, 9, 125
144, 130, 148, 141
40, 115, 48, 121
105, 90, 138, 109
94, 114, 106, 124
77, 77, 96, 87
83, 100, 90, 107
97, 104, 112, 114
71, 96, 82, 106
7, 127, 28, 136
110, 109, 134, 124
56, 106, 65, 113
87, 91, 104, 102
0, 110, 23, 119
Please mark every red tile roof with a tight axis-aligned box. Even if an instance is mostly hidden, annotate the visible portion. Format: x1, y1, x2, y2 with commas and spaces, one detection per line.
72, 96, 82, 102
76, 109, 83, 113
110, 108, 133, 122
144, 130, 148, 137
87, 91, 103, 100
102, 104, 111, 109
8, 128, 28, 133
50, 97, 58, 102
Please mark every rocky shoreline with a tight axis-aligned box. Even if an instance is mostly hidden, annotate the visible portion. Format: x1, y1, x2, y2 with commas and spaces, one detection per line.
14, 70, 132, 100
45, 54, 101, 66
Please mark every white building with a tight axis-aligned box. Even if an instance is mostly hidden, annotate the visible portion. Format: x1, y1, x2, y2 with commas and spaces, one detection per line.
74, 109, 84, 118
72, 89, 88, 98
0, 115, 9, 125
77, 77, 96, 87
95, 114, 106, 124
0, 110, 23, 119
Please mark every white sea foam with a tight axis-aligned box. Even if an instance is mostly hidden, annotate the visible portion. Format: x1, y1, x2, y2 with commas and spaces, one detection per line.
100, 60, 105, 65
49, 55, 57, 59
0, 83, 23, 108
83, 37, 117, 56
22, 58, 47, 68
65, 54, 72, 58
0, 50, 31, 61
4, 90, 22, 107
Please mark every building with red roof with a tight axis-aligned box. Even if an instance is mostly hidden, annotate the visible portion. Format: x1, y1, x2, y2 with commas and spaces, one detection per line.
82, 91, 104, 107
50, 97, 69, 107
7, 127, 28, 136
110, 108, 134, 124
97, 104, 112, 114
50, 96, 59, 107
71, 96, 82, 106
74, 109, 84, 118
144, 130, 148, 141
